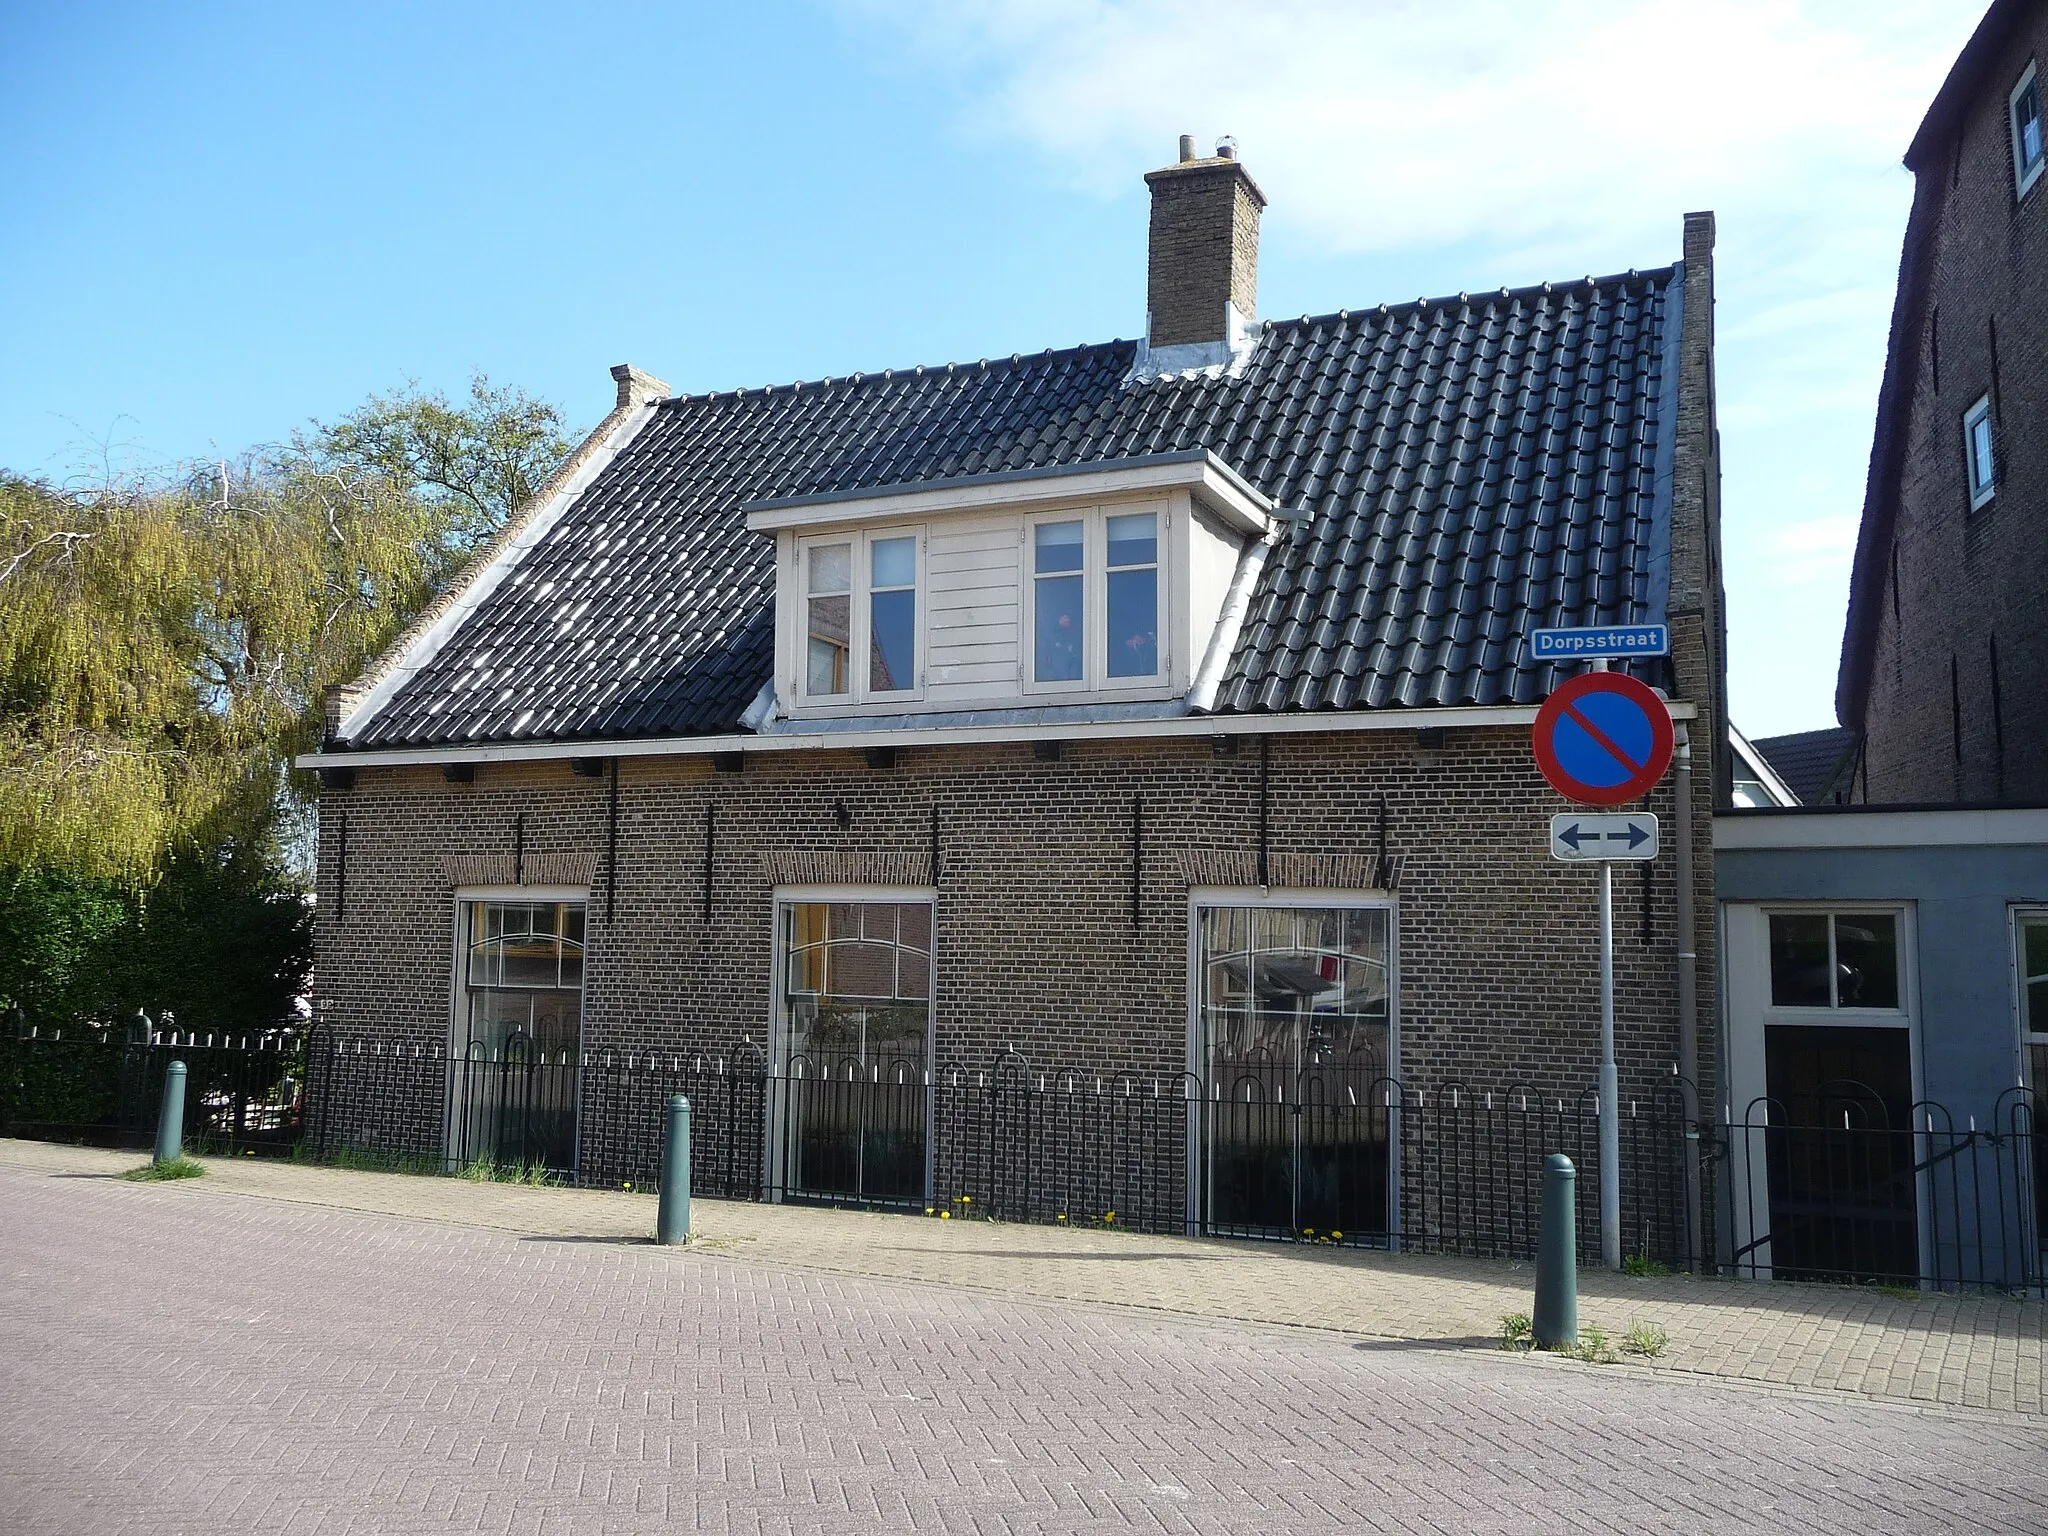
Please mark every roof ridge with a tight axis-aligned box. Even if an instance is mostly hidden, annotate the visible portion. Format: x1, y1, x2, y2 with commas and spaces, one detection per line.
650, 265, 1683, 412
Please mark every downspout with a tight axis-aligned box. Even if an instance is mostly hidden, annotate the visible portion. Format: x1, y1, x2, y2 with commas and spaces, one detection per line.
1674, 723, 1702, 1271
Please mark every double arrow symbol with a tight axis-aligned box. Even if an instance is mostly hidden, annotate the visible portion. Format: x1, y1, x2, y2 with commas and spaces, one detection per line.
1556, 821, 1652, 852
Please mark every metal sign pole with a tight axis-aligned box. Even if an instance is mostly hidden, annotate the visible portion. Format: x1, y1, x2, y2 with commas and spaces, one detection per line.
1598, 860, 1620, 1270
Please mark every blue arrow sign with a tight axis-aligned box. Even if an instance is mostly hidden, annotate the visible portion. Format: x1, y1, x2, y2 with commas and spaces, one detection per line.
1531, 624, 1669, 661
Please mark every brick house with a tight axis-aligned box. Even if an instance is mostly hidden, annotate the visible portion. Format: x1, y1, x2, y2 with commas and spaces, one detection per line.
300, 141, 1726, 1255
1840, 0, 2048, 802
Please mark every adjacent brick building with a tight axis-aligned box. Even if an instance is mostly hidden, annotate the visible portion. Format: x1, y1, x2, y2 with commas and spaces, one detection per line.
1840, 0, 2048, 801
302, 141, 1726, 1256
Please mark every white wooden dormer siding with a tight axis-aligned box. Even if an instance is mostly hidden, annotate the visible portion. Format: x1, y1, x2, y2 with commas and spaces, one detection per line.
745, 453, 1273, 722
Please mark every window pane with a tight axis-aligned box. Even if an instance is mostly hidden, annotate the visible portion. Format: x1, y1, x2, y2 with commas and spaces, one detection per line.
809, 542, 851, 593
1106, 567, 1158, 677
2025, 920, 2048, 983
1034, 520, 1084, 574
869, 588, 915, 692
1834, 914, 1899, 1009
2030, 979, 2048, 1036
1034, 572, 1083, 681
2021, 80, 2043, 169
1971, 412, 1995, 491
807, 593, 850, 694
1768, 914, 1832, 1006
871, 536, 915, 589
1106, 511, 1156, 567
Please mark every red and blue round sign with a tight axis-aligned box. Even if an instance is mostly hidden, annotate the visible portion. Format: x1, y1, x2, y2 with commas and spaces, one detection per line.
1532, 671, 1674, 807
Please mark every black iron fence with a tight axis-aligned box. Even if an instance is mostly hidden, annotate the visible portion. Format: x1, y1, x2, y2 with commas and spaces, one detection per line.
24, 1023, 2048, 1291
1718, 1086, 2048, 1292
0, 1024, 305, 1155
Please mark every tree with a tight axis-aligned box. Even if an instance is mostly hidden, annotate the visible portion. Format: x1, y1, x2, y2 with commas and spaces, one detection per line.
305, 374, 574, 572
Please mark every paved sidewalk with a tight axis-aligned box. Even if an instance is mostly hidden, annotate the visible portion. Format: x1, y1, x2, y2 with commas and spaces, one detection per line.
5, 1138, 2045, 1417
5, 1152, 2046, 1535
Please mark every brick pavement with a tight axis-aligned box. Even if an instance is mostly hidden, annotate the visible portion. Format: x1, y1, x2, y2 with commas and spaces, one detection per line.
3, 1152, 2047, 1534
5, 1139, 2045, 1418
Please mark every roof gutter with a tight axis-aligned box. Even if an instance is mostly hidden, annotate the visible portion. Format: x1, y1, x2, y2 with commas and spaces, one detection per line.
295, 697, 1697, 771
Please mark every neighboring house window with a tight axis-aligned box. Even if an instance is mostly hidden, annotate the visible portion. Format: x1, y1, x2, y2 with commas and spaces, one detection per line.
1965, 396, 1996, 510
2013, 64, 2044, 198
1767, 911, 1900, 1010
801, 532, 922, 702
453, 897, 585, 1171
1028, 509, 1165, 689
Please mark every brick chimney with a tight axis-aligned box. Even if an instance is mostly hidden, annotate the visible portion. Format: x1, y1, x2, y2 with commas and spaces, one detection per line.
1142, 135, 1266, 366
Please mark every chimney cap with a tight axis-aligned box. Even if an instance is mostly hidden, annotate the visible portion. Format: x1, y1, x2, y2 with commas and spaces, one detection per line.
1178, 133, 1196, 162
1215, 135, 1238, 160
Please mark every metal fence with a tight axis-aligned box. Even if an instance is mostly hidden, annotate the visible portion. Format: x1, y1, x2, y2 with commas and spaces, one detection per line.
0, 1024, 305, 1155
27, 1023, 2048, 1290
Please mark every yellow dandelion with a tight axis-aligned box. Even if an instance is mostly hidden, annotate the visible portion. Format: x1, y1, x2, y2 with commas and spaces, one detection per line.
623, 1181, 633, 1191
940, 1210, 952, 1220
1104, 1211, 1116, 1224
925, 1206, 935, 1216
1303, 1227, 1316, 1237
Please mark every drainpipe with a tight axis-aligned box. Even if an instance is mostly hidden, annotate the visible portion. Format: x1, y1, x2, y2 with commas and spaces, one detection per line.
1674, 724, 1703, 1270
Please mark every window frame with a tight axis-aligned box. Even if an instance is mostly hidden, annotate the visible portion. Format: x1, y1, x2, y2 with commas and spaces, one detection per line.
1021, 503, 1171, 697
1964, 395, 1997, 511
1759, 904, 1912, 1028
2014, 906, 2048, 1044
2013, 62, 2044, 200
794, 527, 926, 707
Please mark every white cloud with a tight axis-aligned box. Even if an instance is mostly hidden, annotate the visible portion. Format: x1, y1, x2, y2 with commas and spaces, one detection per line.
835, 0, 1983, 734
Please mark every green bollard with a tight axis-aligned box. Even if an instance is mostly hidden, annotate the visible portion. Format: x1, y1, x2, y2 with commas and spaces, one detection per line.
656, 1094, 691, 1245
1533, 1152, 1578, 1349
154, 1061, 188, 1165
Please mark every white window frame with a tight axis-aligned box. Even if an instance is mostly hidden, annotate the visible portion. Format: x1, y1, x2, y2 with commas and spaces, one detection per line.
2013, 63, 2044, 199
765, 884, 939, 1203
2013, 906, 2048, 1071
1021, 504, 1172, 697
1183, 886, 1402, 1241
1965, 395, 1997, 511
794, 528, 926, 707
1758, 904, 1914, 1027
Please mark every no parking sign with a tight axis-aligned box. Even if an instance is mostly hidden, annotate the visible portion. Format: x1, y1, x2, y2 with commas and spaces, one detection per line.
1531, 671, 1674, 807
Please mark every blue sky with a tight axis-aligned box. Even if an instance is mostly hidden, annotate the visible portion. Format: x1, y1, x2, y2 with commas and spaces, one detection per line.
1, 2, 1985, 736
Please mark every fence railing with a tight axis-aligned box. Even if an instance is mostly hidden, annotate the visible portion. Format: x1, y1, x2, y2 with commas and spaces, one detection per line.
0, 1025, 306, 1155
26, 1024, 2048, 1291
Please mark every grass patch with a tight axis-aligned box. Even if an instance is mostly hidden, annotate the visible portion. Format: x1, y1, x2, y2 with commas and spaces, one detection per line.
458, 1153, 558, 1187
1622, 1321, 1669, 1358
124, 1155, 206, 1182
1570, 1324, 1619, 1364
1622, 1253, 1671, 1278
292, 1142, 446, 1177
1499, 1313, 1534, 1351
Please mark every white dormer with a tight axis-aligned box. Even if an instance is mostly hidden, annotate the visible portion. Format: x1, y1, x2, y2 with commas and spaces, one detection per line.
743, 452, 1273, 721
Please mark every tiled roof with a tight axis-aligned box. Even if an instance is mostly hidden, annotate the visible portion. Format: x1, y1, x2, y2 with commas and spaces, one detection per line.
1752, 727, 1857, 806
350, 267, 1683, 748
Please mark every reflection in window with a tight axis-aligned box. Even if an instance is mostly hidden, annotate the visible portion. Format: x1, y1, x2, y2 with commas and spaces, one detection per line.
1033, 521, 1084, 683
1767, 911, 1899, 1010
1200, 905, 1391, 1080
2014, 66, 2044, 193
807, 542, 852, 695
781, 900, 932, 1072
462, 900, 586, 1054
868, 536, 916, 693
1105, 511, 1158, 678
1966, 396, 1996, 511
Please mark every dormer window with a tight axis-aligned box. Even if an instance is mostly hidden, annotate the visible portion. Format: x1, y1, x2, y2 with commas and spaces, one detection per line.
1965, 395, 1996, 510
801, 531, 923, 702
748, 451, 1274, 719
1028, 508, 1164, 691
2014, 64, 2043, 198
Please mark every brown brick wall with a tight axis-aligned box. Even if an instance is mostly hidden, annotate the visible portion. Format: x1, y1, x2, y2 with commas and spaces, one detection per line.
1144, 159, 1263, 348
1865, 8, 2048, 802
312, 728, 1716, 1144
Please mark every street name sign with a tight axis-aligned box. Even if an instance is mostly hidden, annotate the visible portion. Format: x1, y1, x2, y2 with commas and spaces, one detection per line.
1531, 671, 1675, 806
1549, 813, 1659, 862
1530, 624, 1669, 661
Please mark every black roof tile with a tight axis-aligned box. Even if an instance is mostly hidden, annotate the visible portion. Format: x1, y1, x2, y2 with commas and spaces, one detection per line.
351, 267, 1681, 748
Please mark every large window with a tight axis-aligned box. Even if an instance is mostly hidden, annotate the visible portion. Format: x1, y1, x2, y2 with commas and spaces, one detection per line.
1196, 900, 1394, 1241
801, 532, 921, 702
1965, 396, 1996, 511
453, 897, 585, 1172
1027, 507, 1164, 690
2014, 63, 2044, 198
775, 895, 934, 1206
